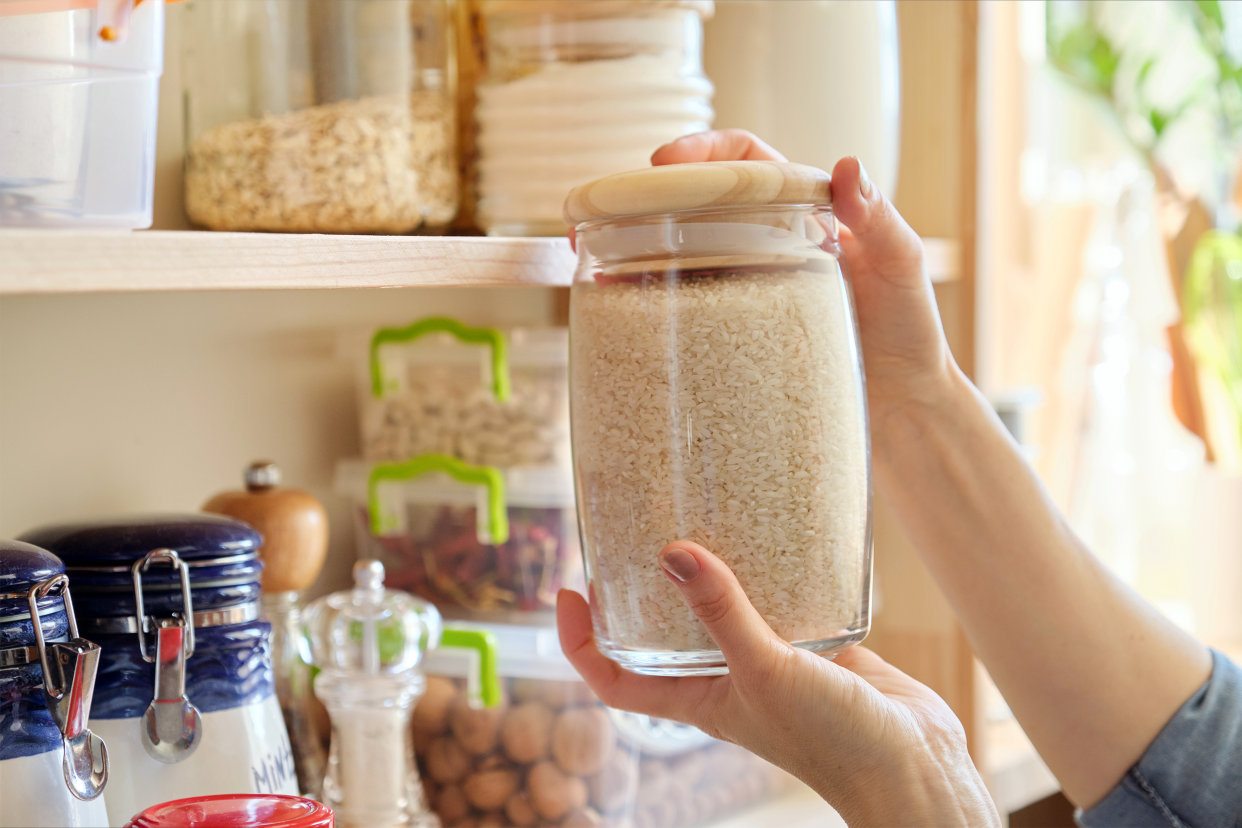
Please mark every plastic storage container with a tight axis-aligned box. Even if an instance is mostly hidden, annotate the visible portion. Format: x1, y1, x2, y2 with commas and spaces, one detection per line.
474, 0, 714, 236
0, 0, 164, 228
565, 161, 873, 676
0, 540, 109, 828
19, 515, 298, 826
412, 622, 791, 827
125, 795, 333, 828
336, 458, 582, 618
181, 0, 456, 233
355, 320, 570, 469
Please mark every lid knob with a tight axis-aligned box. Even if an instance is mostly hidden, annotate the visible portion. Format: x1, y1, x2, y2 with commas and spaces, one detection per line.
352, 559, 385, 593
245, 461, 283, 492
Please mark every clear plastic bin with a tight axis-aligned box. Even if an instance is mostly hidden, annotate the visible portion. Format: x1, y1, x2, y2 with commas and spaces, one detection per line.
349, 321, 571, 469
336, 459, 582, 619
414, 622, 792, 828
0, 0, 164, 228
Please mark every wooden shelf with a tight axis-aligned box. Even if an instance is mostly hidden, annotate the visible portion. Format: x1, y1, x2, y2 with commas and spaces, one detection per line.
985, 717, 1060, 818
0, 230, 958, 294
0, 231, 577, 294
711, 785, 845, 828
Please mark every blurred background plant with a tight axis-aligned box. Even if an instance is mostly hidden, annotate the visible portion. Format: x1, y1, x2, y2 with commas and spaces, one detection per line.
1047, 0, 1242, 469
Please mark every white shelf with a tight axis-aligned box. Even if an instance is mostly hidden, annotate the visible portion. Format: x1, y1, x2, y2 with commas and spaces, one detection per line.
0, 230, 959, 294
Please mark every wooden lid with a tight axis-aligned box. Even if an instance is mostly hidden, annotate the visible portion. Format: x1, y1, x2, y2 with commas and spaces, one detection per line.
563, 161, 831, 226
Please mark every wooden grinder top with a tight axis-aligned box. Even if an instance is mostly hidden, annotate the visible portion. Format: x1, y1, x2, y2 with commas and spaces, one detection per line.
202, 461, 329, 593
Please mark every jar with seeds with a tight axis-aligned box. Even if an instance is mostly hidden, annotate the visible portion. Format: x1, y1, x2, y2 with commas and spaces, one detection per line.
181, 0, 456, 234
565, 160, 872, 675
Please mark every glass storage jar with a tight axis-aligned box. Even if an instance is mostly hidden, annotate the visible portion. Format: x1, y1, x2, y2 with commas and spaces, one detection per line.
474, 0, 714, 236
565, 161, 873, 675
181, 0, 456, 234
0, 0, 164, 228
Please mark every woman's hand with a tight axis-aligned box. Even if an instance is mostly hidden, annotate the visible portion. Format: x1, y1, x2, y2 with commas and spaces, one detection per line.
650, 130, 957, 435
557, 541, 999, 827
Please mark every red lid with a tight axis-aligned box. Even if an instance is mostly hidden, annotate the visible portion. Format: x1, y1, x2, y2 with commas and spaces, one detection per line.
125, 795, 333, 828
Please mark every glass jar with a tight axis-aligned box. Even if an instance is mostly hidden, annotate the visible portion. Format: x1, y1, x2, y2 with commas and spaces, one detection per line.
0, 540, 110, 827
19, 515, 298, 827
181, 0, 456, 234
565, 161, 873, 675
474, 0, 714, 236
0, 0, 164, 228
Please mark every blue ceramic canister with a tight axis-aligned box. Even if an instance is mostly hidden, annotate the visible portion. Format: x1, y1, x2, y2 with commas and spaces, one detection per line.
0, 540, 109, 828
19, 515, 297, 827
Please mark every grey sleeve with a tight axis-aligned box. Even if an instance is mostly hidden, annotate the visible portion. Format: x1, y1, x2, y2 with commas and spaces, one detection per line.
1076, 649, 1242, 828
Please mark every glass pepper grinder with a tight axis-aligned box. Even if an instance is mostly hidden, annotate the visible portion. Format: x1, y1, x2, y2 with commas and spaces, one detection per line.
203, 461, 330, 799
303, 560, 442, 828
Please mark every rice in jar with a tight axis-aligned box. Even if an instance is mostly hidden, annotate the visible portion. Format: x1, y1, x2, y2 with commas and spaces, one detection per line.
565, 161, 872, 675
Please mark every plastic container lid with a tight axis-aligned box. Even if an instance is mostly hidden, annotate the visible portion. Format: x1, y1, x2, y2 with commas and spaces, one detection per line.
125, 795, 333, 828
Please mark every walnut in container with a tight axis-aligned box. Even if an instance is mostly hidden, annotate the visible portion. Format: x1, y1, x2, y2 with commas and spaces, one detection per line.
412, 623, 794, 827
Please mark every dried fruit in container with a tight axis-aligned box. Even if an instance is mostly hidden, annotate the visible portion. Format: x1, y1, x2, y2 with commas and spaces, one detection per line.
336, 456, 582, 618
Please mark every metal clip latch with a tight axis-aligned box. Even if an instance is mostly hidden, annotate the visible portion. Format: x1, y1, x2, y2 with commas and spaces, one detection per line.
28, 575, 109, 802
132, 549, 202, 764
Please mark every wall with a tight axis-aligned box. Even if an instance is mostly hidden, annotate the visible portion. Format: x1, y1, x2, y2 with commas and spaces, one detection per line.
0, 287, 557, 598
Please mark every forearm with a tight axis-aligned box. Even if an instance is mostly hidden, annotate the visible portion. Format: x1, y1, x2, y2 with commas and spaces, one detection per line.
872, 364, 1212, 808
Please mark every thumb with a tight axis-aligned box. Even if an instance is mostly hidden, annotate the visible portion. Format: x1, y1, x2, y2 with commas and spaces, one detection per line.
658, 541, 785, 672
829, 156, 926, 291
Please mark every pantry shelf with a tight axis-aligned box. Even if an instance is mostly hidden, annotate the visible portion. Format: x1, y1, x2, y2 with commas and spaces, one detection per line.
0, 231, 959, 294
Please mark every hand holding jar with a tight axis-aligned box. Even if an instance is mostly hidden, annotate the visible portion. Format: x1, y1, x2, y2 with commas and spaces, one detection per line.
558, 130, 998, 826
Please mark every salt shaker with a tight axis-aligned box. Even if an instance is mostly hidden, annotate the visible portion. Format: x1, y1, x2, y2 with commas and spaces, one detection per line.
204, 461, 331, 798
303, 560, 442, 828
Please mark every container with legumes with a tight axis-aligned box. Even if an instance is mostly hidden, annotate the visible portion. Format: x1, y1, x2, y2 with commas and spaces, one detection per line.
565, 161, 872, 675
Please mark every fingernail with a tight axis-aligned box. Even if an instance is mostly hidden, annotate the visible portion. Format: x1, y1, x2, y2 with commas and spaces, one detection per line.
857, 159, 872, 198
659, 548, 701, 583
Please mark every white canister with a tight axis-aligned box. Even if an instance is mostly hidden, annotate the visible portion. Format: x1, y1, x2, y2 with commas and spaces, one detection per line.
0, 540, 109, 828
19, 515, 298, 827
